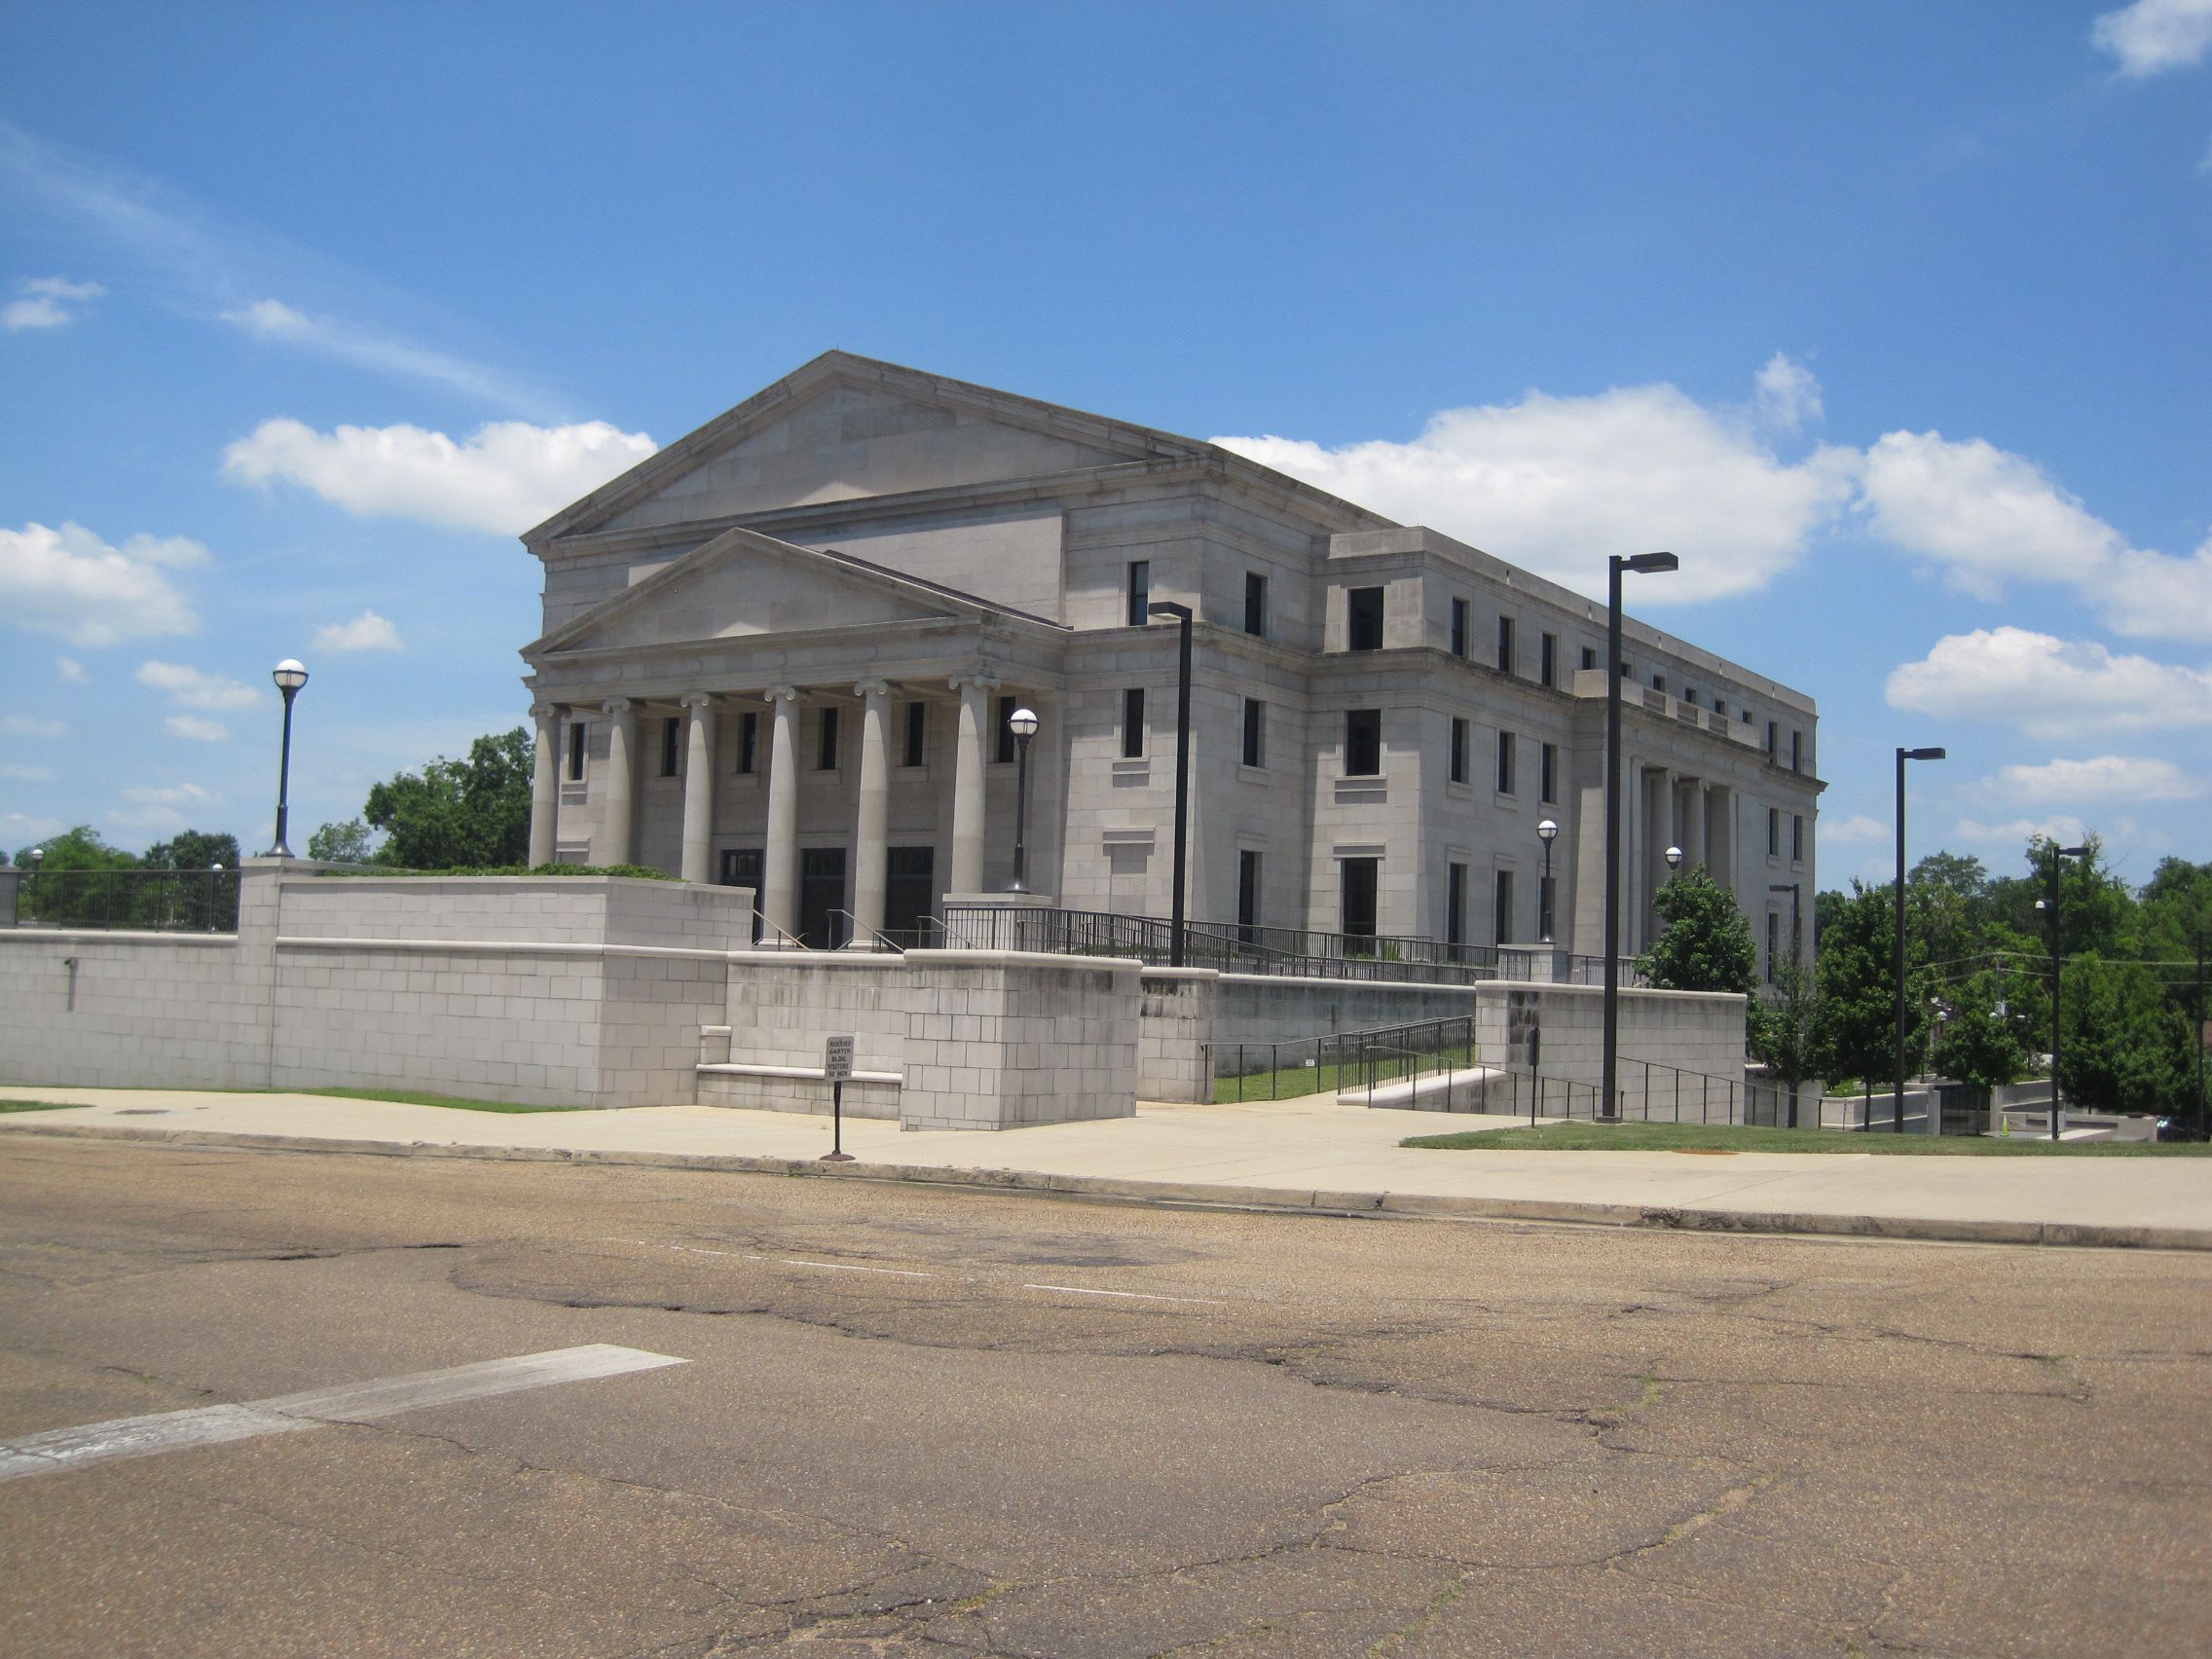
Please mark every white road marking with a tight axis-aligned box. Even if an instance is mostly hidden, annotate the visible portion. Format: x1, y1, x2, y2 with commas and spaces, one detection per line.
1020, 1283, 1223, 1305
0, 1344, 686, 1484
776, 1257, 935, 1278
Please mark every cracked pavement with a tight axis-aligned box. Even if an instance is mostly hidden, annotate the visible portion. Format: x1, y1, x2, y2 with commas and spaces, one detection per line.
0, 1135, 2207, 1656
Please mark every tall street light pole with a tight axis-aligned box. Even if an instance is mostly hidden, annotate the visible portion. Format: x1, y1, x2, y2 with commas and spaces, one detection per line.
1603, 551, 1677, 1124
2044, 841, 2092, 1141
1893, 746, 1945, 1133
1006, 706, 1039, 893
1147, 602, 1194, 968
1536, 818, 1559, 947
268, 659, 310, 859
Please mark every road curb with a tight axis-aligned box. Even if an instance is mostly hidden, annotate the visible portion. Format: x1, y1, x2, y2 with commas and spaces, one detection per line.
7, 1120, 2209, 1252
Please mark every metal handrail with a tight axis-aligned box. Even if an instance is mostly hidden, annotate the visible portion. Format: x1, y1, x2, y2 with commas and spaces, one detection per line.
828, 907, 906, 953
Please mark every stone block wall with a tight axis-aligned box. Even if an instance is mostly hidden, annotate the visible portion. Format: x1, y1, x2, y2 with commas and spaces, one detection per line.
0, 932, 259, 1088
1137, 969, 1218, 1103
896, 951, 1140, 1130
1471, 980, 1747, 1119
1216, 975, 1478, 1048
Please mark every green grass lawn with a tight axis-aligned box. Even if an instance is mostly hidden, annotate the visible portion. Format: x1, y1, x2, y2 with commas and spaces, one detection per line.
0, 1099, 87, 1113
1214, 1049, 1482, 1103
1403, 1121, 2212, 1156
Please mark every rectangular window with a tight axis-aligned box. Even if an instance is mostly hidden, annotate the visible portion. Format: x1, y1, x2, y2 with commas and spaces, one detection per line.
1493, 869, 1515, 946
660, 716, 682, 777
1540, 632, 1557, 688
1446, 862, 1467, 955
1495, 729, 1517, 795
1713, 699, 1726, 719
567, 721, 586, 782
1651, 674, 1666, 694
1237, 849, 1261, 941
1347, 586, 1384, 651
1126, 559, 1151, 628
720, 848, 764, 943
1741, 707, 1752, 724
1449, 717, 1468, 785
1766, 912, 1780, 984
1685, 688, 1699, 707
994, 695, 1016, 763
1241, 697, 1265, 768
1539, 871, 1556, 944
1792, 814, 1804, 862
1580, 645, 1598, 672
1243, 571, 1268, 637
816, 707, 839, 771
1540, 741, 1558, 804
1496, 614, 1515, 675
1766, 719, 1779, 757
902, 701, 926, 768
1768, 807, 1780, 857
1790, 729, 1803, 772
1122, 688, 1145, 758
1341, 857, 1379, 940
736, 712, 757, 775
1450, 597, 1468, 657
1345, 708, 1382, 776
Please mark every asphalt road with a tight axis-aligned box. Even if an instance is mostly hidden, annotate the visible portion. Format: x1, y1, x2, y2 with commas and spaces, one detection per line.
1, 1135, 2207, 1658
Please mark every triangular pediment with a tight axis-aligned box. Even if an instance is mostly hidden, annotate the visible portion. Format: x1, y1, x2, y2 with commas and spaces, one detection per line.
527, 351, 1214, 544
526, 527, 1051, 659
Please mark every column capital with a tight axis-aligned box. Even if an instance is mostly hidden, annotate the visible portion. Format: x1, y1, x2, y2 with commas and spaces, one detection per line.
764, 684, 801, 705
530, 701, 563, 723
948, 671, 1000, 694
680, 690, 715, 712
602, 697, 634, 717
854, 678, 893, 700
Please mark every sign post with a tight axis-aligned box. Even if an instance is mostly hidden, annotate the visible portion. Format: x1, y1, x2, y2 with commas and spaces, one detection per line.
821, 1033, 855, 1162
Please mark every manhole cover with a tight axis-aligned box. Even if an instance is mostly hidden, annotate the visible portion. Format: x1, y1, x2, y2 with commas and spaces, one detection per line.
115, 1108, 174, 1117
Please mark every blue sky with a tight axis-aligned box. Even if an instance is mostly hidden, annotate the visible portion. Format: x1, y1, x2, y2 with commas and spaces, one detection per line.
2, 0, 2207, 891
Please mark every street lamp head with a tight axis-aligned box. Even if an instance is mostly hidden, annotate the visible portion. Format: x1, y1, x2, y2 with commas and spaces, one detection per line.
2058, 843, 2091, 860
1900, 746, 1946, 761
1621, 551, 1679, 574
1536, 818, 1559, 845
1145, 601, 1192, 623
1665, 845, 1683, 870
1008, 706, 1039, 739
29, 847, 43, 866
272, 658, 309, 694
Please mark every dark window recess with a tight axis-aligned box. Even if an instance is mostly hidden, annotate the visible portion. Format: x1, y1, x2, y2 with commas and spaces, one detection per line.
719, 848, 764, 944
994, 695, 1016, 763
1714, 699, 1726, 719
816, 707, 839, 771
736, 712, 758, 775
567, 721, 586, 782
1122, 688, 1145, 758
1741, 707, 1752, 724
1766, 912, 1780, 984
1651, 674, 1666, 694
1341, 857, 1379, 940
1495, 730, 1517, 795
1446, 862, 1466, 955
1345, 709, 1382, 776
1792, 814, 1804, 862
885, 847, 936, 946
1768, 808, 1780, 857
1685, 688, 1699, 707
1244, 571, 1268, 637
1766, 719, 1779, 756
1241, 698, 1265, 768
1540, 633, 1557, 688
902, 701, 926, 767
1791, 730, 1803, 772
1450, 597, 1468, 657
1497, 614, 1515, 674
798, 847, 848, 949
1347, 586, 1384, 651
1538, 873, 1556, 944
1126, 560, 1151, 627
1449, 718, 1468, 785
1237, 849, 1261, 942
1493, 869, 1515, 946
661, 716, 682, 777
1580, 645, 1598, 672
1540, 741, 1558, 804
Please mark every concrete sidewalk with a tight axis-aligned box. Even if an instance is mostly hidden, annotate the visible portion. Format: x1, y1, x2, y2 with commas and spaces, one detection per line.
4, 1088, 2209, 1250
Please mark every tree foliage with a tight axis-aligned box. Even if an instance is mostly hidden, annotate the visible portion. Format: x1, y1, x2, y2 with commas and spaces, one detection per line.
1641, 867, 1755, 994
361, 728, 533, 869
307, 820, 379, 864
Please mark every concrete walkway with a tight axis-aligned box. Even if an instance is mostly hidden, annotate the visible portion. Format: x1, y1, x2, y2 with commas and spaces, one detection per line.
4, 1088, 2209, 1250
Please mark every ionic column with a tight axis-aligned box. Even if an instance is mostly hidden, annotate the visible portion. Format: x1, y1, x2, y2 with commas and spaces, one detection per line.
1683, 778, 1707, 875
949, 676, 992, 895
528, 702, 560, 867
679, 692, 717, 885
850, 680, 892, 946
761, 686, 800, 941
1707, 785, 1735, 898
601, 699, 637, 867
1642, 765, 1672, 946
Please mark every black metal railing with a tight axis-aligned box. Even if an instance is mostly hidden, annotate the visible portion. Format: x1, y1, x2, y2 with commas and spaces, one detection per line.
9, 868, 240, 933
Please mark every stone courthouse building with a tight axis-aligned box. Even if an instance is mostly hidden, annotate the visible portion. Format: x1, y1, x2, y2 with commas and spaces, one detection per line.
520, 353, 1821, 977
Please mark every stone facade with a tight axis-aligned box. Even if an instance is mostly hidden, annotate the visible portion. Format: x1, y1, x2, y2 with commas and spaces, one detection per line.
527, 352, 1820, 976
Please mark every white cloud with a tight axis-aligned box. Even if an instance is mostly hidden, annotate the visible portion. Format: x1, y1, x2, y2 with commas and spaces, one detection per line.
1886, 627, 2212, 738
122, 782, 213, 808
136, 660, 261, 711
222, 417, 658, 536
1, 275, 104, 330
1982, 756, 2206, 805
0, 520, 205, 646
1954, 813, 2094, 848
164, 715, 229, 742
1822, 813, 1889, 843
1752, 351, 1824, 432
314, 608, 404, 652
1214, 374, 1857, 604
2, 811, 66, 843
2093, 0, 2212, 75
2, 715, 65, 738
55, 656, 87, 682
221, 298, 552, 411
0, 763, 55, 782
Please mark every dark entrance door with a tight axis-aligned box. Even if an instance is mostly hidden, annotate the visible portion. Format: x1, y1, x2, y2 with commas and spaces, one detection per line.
884, 846, 936, 946
719, 848, 763, 943
798, 847, 848, 949
1341, 857, 1379, 945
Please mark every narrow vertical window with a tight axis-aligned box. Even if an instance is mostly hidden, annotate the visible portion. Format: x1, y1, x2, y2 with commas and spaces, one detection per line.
1766, 912, 1780, 984
1540, 632, 1557, 688
1685, 687, 1699, 707
816, 707, 839, 771
1496, 614, 1515, 675
1766, 719, 1779, 757
1241, 697, 1265, 768
1446, 862, 1467, 957
1792, 814, 1804, 862
1347, 586, 1384, 650
1651, 673, 1666, 694
1540, 741, 1558, 804
1122, 688, 1145, 758
902, 701, 927, 767
735, 712, 758, 775
1580, 645, 1598, 672
1345, 709, 1382, 775
994, 695, 1016, 763
1495, 729, 1516, 795
1493, 869, 1515, 946
1713, 699, 1726, 719
1767, 807, 1780, 857
1449, 717, 1468, 785
1243, 571, 1267, 637
1237, 849, 1261, 941
567, 721, 586, 782
1126, 559, 1151, 627
1790, 730, 1803, 772
1450, 597, 1468, 657
661, 715, 682, 777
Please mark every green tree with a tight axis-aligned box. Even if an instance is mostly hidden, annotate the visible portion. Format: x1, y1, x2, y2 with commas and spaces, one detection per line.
143, 830, 240, 870
11, 826, 138, 928
361, 728, 534, 869
1811, 879, 1919, 1115
307, 820, 379, 864
1641, 866, 1755, 994
2058, 953, 2194, 1116
1749, 951, 1821, 1126
1929, 973, 2025, 1090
